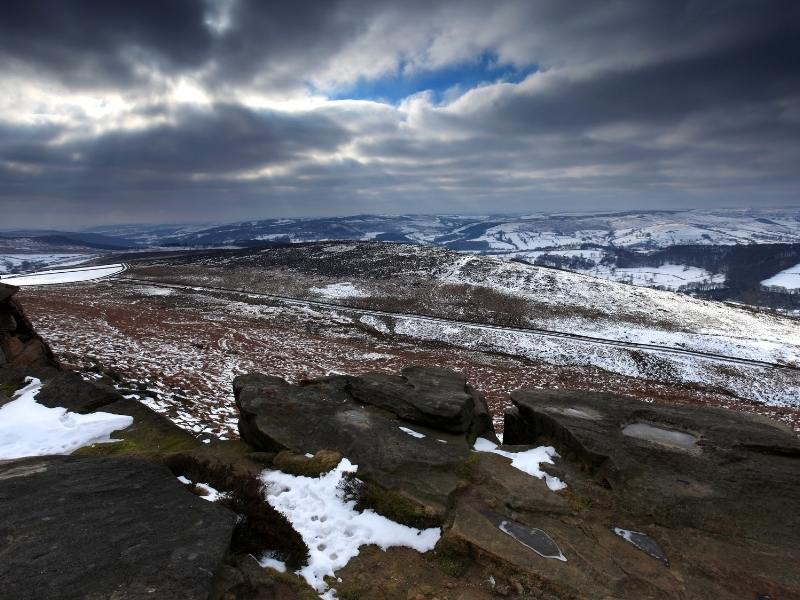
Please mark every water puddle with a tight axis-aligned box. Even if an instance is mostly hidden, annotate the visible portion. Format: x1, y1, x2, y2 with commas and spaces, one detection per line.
613, 527, 669, 566
543, 405, 603, 421
498, 519, 567, 562
622, 422, 698, 450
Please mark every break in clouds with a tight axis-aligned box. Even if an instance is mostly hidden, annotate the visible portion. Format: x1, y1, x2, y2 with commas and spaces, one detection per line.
1, 0, 799, 227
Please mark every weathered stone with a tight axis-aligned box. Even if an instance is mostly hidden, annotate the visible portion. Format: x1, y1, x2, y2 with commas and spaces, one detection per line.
273, 449, 343, 476
35, 370, 123, 413
347, 366, 493, 438
0, 455, 237, 600
0, 282, 16, 303
210, 553, 318, 600
0, 291, 58, 369
464, 387, 800, 599
235, 370, 489, 521
78, 396, 201, 456
0, 366, 200, 457
0, 311, 16, 332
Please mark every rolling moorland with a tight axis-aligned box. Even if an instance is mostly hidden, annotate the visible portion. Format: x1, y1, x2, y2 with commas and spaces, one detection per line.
2, 222, 800, 599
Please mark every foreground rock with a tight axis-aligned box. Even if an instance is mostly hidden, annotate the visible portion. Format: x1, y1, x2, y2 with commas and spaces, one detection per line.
237, 369, 800, 600
0, 366, 200, 456
0, 282, 58, 370
235, 367, 497, 525
0, 455, 238, 600
465, 388, 800, 599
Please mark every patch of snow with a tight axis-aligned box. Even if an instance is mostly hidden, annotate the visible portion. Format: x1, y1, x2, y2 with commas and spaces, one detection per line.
322, 244, 358, 253
578, 263, 724, 290
310, 282, 369, 299
359, 315, 389, 333
0, 377, 133, 459
361, 352, 393, 360
262, 458, 441, 593
138, 285, 174, 296
473, 438, 566, 491
258, 552, 288, 573
176, 475, 227, 502
762, 262, 800, 289
399, 426, 426, 439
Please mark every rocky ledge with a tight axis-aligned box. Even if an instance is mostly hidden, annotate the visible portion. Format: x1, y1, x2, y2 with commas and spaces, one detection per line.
0, 282, 58, 369
235, 371, 800, 600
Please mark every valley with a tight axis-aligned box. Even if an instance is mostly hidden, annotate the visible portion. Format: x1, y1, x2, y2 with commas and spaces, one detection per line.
17, 242, 800, 439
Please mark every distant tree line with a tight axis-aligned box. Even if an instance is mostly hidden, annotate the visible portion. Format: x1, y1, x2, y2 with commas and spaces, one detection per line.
608, 243, 800, 309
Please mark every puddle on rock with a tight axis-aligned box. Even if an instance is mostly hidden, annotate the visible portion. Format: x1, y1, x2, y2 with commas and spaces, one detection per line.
498, 520, 567, 562
622, 422, 698, 450
613, 527, 669, 566
543, 405, 603, 421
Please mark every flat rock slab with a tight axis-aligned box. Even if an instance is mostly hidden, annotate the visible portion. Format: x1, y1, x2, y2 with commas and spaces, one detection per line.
347, 366, 492, 436
496, 388, 800, 598
235, 369, 495, 519
0, 455, 237, 600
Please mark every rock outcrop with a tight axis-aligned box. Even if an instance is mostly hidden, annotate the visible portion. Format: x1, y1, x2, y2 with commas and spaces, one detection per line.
0, 455, 238, 600
235, 367, 497, 525
463, 388, 800, 599
0, 366, 200, 455
0, 282, 58, 369
236, 370, 800, 600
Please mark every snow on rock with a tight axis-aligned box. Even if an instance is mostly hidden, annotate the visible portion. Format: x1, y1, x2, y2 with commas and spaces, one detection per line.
258, 553, 288, 573
176, 475, 227, 502
473, 437, 566, 491
0, 377, 133, 459
262, 458, 441, 593
310, 282, 369, 299
0, 264, 126, 286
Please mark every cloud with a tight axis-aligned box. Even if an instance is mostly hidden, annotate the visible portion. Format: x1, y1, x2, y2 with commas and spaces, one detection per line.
0, 1, 798, 227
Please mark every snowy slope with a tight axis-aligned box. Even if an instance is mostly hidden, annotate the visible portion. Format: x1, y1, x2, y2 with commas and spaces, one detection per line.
439, 251, 800, 366
762, 263, 800, 289
159, 208, 800, 250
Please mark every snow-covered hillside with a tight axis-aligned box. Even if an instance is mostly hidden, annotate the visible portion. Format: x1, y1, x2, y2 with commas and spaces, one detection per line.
159, 208, 800, 250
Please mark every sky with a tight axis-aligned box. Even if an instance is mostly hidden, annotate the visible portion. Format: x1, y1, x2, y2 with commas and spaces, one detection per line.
0, 0, 798, 228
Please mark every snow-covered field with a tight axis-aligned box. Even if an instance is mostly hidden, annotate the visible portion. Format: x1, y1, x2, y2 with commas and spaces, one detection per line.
160, 209, 800, 250
0, 263, 125, 286
574, 263, 724, 290
0, 253, 93, 274
762, 262, 800, 290
310, 282, 368, 299
436, 252, 800, 366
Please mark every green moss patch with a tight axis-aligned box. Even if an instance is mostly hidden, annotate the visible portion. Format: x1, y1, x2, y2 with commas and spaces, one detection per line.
342, 476, 441, 530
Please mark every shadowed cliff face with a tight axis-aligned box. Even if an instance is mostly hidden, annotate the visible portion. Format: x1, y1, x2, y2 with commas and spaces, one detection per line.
0, 283, 58, 370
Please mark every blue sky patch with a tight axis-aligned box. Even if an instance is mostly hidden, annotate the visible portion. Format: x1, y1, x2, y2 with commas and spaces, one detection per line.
325, 53, 536, 104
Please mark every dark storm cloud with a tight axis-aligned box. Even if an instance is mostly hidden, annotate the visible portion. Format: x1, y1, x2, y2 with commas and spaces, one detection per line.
81, 104, 349, 174
0, 0, 798, 227
438, 25, 800, 136
0, 0, 213, 86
